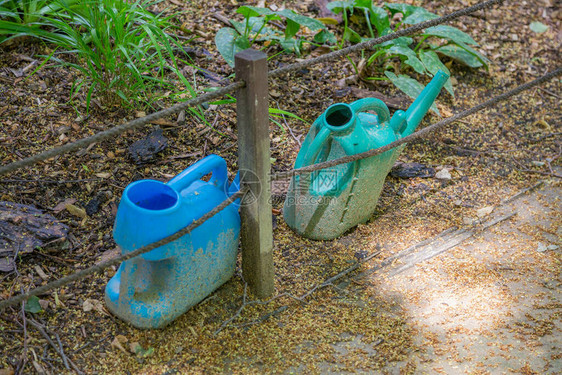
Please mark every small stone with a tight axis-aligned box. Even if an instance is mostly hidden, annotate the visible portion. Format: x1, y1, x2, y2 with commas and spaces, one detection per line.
435, 169, 452, 180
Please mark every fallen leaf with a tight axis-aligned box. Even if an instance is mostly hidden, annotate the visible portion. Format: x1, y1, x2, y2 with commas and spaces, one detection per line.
65, 204, 87, 219
95, 172, 111, 179
83, 298, 107, 315
111, 335, 129, 354
130, 342, 155, 358
529, 21, 549, 33
24, 296, 43, 313
52, 198, 77, 213
0, 366, 15, 375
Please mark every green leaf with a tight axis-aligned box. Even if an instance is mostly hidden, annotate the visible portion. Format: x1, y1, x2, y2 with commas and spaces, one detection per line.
387, 45, 426, 74
434, 44, 489, 69
384, 3, 415, 15
369, 6, 390, 34
276, 8, 325, 31
403, 8, 438, 24
423, 25, 478, 45
385, 71, 440, 115
379, 34, 413, 47
215, 27, 250, 67
25, 296, 43, 314
269, 107, 309, 123
326, 1, 354, 15
529, 21, 548, 33
419, 50, 453, 97
343, 26, 362, 43
314, 29, 337, 44
284, 18, 300, 39
237, 6, 276, 19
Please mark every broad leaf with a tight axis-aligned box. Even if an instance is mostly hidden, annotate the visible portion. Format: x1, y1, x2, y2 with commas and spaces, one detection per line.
276, 8, 325, 31
529, 21, 548, 33
384, 3, 415, 15
379, 35, 413, 47
419, 50, 454, 97
343, 26, 362, 43
433, 44, 480, 68
284, 18, 300, 39
215, 27, 250, 67
25, 295, 43, 314
314, 29, 337, 44
237, 6, 275, 18
385, 71, 440, 115
403, 8, 438, 24
327, 1, 355, 15
423, 25, 478, 45
369, 6, 390, 34
387, 45, 426, 74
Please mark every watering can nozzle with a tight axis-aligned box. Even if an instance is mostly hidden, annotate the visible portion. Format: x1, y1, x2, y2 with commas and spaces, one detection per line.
402, 70, 449, 136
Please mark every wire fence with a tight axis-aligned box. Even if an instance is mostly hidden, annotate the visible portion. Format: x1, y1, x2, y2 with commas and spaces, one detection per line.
1, 0, 560, 311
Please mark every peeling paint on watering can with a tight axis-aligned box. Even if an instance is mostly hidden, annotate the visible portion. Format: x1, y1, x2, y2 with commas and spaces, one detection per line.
105, 154, 240, 329
284, 71, 449, 240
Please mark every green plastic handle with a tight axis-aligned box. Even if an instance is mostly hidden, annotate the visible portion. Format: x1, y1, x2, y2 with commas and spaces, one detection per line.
350, 98, 390, 125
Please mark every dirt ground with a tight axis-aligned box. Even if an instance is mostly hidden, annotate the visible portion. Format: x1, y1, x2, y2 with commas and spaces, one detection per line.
0, 0, 560, 374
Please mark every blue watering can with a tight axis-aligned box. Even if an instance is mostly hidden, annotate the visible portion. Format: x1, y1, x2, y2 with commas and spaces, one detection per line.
105, 154, 240, 328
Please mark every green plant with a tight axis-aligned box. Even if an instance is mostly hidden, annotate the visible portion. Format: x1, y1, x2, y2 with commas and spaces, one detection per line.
0, 0, 78, 43
215, 5, 336, 67
1, 0, 203, 115
327, 1, 490, 111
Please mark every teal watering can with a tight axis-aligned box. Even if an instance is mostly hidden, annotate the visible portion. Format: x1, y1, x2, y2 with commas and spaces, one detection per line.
284, 71, 449, 240
105, 154, 240, 328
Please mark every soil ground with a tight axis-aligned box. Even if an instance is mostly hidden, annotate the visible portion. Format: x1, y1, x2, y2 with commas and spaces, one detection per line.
0, 0, 560, 374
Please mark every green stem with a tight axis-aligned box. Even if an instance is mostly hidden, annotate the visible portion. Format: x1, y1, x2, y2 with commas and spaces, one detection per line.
250, 20, 267, 47
346, 55, 358, 75
364, 9, 375, 39
414, 35, 429, 52
365, 76, 389, 81
341, 10, 348, 49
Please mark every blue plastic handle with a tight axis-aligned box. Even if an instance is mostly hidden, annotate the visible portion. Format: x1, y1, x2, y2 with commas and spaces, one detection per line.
167, 154, 228, 193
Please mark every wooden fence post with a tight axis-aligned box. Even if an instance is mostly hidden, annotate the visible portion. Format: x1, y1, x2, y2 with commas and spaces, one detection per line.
235, 49, 274, 298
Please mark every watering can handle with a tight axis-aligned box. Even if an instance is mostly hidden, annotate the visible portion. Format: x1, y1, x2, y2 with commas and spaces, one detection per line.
350, 98, 390, 124
167, 154, 228, 193
301, 126, 359, 195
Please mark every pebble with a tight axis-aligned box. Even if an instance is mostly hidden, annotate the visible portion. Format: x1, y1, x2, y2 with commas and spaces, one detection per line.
435, 169, 452, 180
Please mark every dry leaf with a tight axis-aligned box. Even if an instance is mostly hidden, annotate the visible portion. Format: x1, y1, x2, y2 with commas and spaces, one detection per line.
52, 198, 77, 213
83, 298, 107, 315
95, 172, 111, 178
65, 204, 87, 219
111, 335, 129, 354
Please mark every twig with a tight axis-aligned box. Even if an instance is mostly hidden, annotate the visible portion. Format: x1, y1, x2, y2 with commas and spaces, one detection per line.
27, 319, 84, 375
19, 288, 28, 375
276, 102, 302, 147
54, 333, 69, 370
538, 87, 562, 99
212, 13, 232, 27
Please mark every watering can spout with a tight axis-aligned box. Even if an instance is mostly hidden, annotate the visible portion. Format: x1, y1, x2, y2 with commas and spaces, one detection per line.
402, 70, 449, 136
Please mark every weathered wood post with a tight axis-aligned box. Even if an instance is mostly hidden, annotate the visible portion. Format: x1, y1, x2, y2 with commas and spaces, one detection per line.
235, 49, 274, 298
